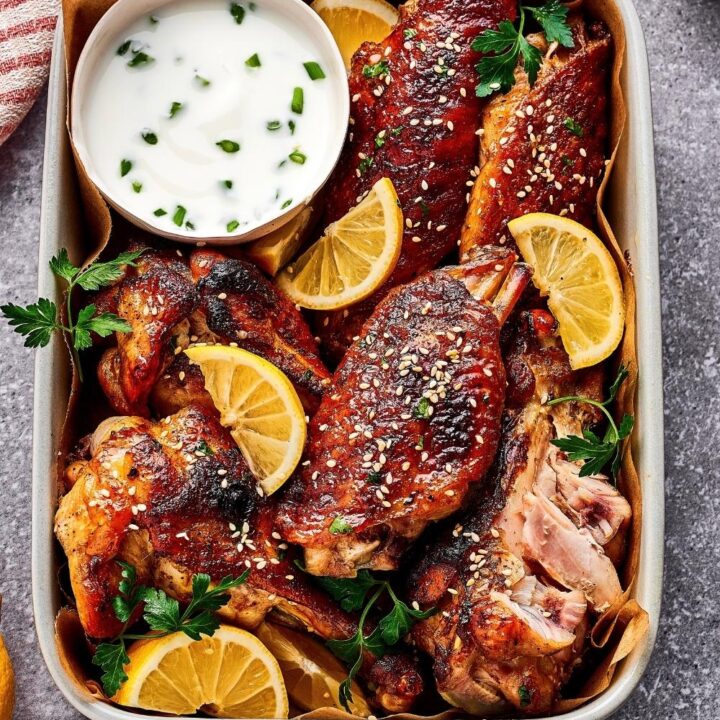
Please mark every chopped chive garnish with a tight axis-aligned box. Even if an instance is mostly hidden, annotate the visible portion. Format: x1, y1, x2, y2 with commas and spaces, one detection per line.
281, 199, 292, 209
289, 149, 307, 165
153, 208, 167, 217
230, 2, 245, 24
195, 74, 211, 87
358, 156, 374, 175
266, 120, 282, 131
278, 159, 287, 168
131, 181, 143, 193
391, 125, 404, 136
227, 219, 240, 232
404, 28, 418, 40
291, 87, 304, 114
169, 101, 183, 118
245, 53, 261, 68
223, 179, 233, 189
141, 130, 158, 145
185, 221, 195, 230
149, 14, 159, 24
374, 132, 386, 149
562, 155, 574, 167
172, 205, 187, 227
288, 119, 296, 135
303, 61, 326, 80
120, 159, 132, 177
563, 117, 584, 136
362, 60, 389, 78
117, 40, 131, 56
216, 139, 240, 153
127, 50, 154, 68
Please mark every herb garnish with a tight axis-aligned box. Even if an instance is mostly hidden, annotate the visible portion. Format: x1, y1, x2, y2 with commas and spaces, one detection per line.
291, 87, 304, 114
117, 40, 132, 56
358, 156, 374, 175
519, 684, 532, 708
195, 73, 211, 87
127, 49, 154, 68
266, 120, 282, 132
223, 179, 233, 189
472, 0, 573, 97
131, 181, 142, 193
141, 129, 158, 145
303, 61, 326, 81
230, 2, 245, 24
245, 53, 261, 68
319, 571, 436, 711
413, 397, 431, 419
288, 119, 297, 135
550, 365, 634, 478
1, 249, 144, 381
172, 205, 187, 227
329, 516, 353, 535
168, 101, 183, 118
227, 220, 240, 233
196, 439, 215, 456
120, 159, 132, 177
153, 208, 167, 217
281, 198, 293, 209
289, 149, 307, 165
563, 117, 584, 136
403, 29, 418, 40
92, 562, 249, 696
216, 139, 240, 153
362, 60, 389, 79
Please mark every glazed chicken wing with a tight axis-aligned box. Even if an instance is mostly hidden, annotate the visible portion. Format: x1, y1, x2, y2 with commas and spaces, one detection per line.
460, 17, 612, 256
314, 0, 517, 361
55, 403, 422, 712
96, 245, 329, 417
407, 310, 631, 714
277, 249, 530, 576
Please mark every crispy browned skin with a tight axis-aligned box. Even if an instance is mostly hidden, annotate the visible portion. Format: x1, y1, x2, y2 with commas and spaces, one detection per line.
314, 0, 517, 361
460, 17, 612, 257
277, 250, 529, 577
407, 310, 631, 714
55, 404, 422, 712
96, 246, 329, 417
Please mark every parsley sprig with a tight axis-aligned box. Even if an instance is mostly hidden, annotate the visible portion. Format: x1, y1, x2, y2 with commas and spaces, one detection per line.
550, 365, 634, 478
472, 0, 574, 97
1, 249, 145, 381
93, 562, 249, 697
318, 571, 435, 711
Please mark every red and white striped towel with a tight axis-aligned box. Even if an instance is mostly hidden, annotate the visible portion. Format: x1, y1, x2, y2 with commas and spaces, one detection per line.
0, 0, 58, 146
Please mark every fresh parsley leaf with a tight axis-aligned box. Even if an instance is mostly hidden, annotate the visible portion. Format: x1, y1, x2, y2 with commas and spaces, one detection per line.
525, 0, 574, 48
92, 641, 130, 697
376, 598, 435, 645
607, 364, 629, 403
316, 571, 379, 612
49, 248, 79, 283
142, 587, 182, 632
74, 249, 145, 291
472, 2, 572, 97
1, 298, 59, 348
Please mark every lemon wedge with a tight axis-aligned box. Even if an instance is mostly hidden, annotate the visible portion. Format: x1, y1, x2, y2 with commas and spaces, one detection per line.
311, 0, 399, 70
508, 213, 625, 369
276, 177, 403, 310
245, 206, 316, 277
184, 345, 306, 495
114, 625, 288, 718
0, 632, 14, 720
256, 623, 370, 716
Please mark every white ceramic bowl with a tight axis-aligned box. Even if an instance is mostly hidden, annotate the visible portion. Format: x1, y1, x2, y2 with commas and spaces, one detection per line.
70, 0, 349, 245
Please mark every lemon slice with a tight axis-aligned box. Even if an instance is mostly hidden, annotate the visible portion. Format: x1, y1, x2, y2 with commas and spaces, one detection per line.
0, 634, 14, 720
184, 345, 307, 495
246, 206, 317, 277
311, 0, 399, 70
114, 625, 288, 718
276, 177, 403, 310
508, 213, 625, 369
256, 623, 370, 716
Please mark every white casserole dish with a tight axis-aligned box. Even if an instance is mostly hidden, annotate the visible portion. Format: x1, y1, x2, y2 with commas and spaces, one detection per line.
31, 2, 664, 717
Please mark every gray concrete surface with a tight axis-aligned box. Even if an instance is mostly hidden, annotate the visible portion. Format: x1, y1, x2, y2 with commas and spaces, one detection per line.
1, 0, 718, 717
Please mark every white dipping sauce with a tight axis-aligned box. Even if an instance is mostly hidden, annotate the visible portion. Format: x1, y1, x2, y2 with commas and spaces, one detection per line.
81, 0, 338, 237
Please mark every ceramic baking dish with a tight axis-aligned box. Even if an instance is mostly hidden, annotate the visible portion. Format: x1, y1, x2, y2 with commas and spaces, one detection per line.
31, 1, 664, 717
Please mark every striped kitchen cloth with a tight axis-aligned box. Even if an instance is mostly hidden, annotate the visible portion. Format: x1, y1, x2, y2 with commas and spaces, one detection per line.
0, 0, 58, 146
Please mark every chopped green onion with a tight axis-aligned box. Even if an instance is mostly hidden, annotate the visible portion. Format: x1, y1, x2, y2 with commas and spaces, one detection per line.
148, 14, 159, 24
223, 179, 233, 189
141, 130, 158, 145
120, 159, 132, 177
289, 149, 307, 165
374, 132, 386, 149
117, 40, 131, 56
131, 181, 143, 193
329, 516, 353, 535
153, 208, 167, 217
266, 120, 282, 131
216, 139, 240, 153
127, 50, 154, 68
172, 205, 187, 227
358, 156, 374, 175
227, 219, 240, 232
230, 2, 245, 24
291, 87, 304, 114
245, 53, 261, 68
288, 119, 296, 135
362, 60, 389, 78
303, 61, 326, 80
169, 101, 183, 118
563, 117, 584, 137
404, 28, 418, 40
281, 199, 293, 209
195, 74, 211, 87
185, 221, 195, 230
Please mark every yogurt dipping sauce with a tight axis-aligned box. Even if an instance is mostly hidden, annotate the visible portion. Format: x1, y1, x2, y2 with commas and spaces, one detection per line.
74, 0, 348, 240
